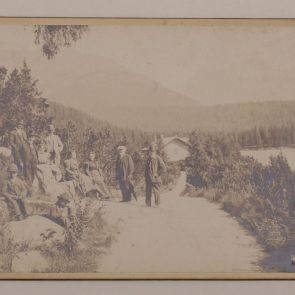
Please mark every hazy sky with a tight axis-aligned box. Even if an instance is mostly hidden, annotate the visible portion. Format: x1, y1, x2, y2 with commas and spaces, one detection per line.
1, 23, 295, 106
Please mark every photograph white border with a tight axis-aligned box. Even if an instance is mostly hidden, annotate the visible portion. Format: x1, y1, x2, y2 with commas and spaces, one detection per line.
1, 0, 295, 292
0, 0, 295, 18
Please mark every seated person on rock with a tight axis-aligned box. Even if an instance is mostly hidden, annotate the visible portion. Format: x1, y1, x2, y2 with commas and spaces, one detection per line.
37, 141, 61, 178
83, 151, 111, 199
64, 149, 87, 196
64, 149, 108, 199
34, 142, 64, 199
1, 164, 30, 221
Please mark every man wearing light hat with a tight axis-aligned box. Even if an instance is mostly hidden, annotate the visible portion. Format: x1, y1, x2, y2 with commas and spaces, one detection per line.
115, 145, 134, 202
145, 143, 166, 207
1, 163, 30, 220
45, 124, 63, 166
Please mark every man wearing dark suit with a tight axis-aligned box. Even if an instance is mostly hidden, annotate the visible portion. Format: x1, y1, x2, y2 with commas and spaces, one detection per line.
115, 146, 134, 202
145, 143, 166, 207
9, 120, 34, 184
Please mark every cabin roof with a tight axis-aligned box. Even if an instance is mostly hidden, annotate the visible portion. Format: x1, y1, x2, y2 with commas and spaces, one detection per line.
162, 136, 191, 147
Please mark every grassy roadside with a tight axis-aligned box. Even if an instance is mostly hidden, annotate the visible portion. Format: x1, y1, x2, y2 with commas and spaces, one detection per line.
183, 186, 289, 249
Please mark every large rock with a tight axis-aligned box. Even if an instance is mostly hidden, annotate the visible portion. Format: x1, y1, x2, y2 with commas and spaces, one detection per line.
24, 199, 55, 216
1, 215, 65, 251
35, 163, 75, 201
11, 250, 49, 273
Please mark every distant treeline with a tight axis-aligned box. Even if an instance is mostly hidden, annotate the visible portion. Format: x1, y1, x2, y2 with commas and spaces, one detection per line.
232, 122, 295, 149
100, 100, 295, 132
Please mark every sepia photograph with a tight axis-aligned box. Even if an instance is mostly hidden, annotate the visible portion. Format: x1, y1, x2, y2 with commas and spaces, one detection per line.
0, 18, 295, 279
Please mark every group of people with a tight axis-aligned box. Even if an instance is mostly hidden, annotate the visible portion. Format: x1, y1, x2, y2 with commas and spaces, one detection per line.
0, 121, 111, 221
0, 120, 167, 223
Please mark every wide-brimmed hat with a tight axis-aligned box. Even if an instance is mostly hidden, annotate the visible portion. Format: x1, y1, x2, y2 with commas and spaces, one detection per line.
56, 193, 71, 205
8, 163, 18, 173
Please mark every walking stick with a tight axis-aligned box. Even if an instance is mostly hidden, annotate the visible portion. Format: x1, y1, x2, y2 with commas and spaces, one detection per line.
128, 180, 138, 201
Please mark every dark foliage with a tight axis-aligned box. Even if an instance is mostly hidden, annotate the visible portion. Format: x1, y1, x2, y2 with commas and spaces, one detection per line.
0, 62, 50, 136
34, 25, 89, 59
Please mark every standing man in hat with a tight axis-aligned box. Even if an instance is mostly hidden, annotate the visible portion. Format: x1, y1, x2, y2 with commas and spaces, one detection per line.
115, 146, 134, 202
9, 120, 33, 184
145, 143, 167, 207
45, 124, 63, 166
1, 164, 30, 220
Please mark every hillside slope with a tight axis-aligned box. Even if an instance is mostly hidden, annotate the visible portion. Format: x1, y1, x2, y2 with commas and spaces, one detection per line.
48, 99, 295, 133
19, 53, 295, 132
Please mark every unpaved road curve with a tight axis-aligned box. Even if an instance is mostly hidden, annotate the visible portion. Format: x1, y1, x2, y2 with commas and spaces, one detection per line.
99, 172, 264, 274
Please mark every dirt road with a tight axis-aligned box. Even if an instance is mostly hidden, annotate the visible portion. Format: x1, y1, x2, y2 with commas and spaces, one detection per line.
99, 172, 264, 274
